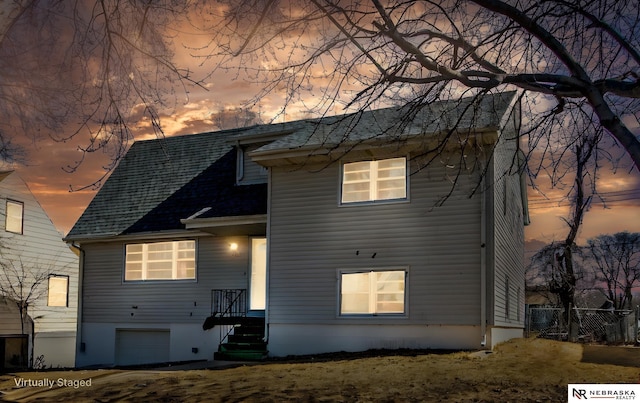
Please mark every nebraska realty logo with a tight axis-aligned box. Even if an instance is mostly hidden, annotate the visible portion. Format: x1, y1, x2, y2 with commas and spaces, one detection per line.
569, 384, 639, 401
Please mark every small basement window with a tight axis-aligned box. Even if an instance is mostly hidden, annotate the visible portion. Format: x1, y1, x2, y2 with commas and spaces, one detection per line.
340, 269, 406, 315
125, 240, 196, 281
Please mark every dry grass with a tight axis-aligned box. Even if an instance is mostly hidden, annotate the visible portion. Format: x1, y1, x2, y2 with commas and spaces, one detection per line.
1, 338, 638, 402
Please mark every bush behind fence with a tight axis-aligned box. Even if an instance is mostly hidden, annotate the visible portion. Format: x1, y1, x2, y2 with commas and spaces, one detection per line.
526, 305, 640, 345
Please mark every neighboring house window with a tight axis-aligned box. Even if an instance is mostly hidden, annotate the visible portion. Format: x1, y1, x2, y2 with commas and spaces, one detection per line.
341, 157, 407, 204
125, 240, 196, 281
47, 275, 69, 307
340, 269, 406, 315
5, 200, 24, 234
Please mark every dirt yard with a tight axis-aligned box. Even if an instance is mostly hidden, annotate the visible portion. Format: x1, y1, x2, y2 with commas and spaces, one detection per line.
1, 338, 638, 402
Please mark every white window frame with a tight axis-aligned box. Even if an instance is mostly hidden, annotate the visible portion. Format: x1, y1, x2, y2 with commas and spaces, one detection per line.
124, 240, 196, 282
341, 157, 408, 204
338, 268, 407, 316
5, 200, 24, 234
47, 275, 69, 307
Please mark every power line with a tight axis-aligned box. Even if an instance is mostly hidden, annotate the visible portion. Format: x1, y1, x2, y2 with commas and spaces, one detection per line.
527, 191, 640, 209
528, 189, 640, 205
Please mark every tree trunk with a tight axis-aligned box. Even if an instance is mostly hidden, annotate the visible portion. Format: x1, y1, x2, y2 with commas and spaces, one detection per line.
624, 286, 633, 310
557, 248, 576, 323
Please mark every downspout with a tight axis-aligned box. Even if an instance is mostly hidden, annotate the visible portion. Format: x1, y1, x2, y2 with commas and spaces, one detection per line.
70, 242, 84, 366
480, 175, 487, 347
263, 166, 271, 345
30, 316, 35, 368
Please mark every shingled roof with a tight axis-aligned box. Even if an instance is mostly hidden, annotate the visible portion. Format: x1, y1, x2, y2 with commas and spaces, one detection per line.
251, 91, 517, 158
65, 128, 256, 240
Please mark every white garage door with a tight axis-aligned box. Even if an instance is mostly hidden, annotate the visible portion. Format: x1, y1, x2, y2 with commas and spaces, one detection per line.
115, 329, 170, 366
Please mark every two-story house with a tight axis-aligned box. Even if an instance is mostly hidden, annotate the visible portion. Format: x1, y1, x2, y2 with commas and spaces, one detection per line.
65, 92, 529, 367
0, 171, 78, 369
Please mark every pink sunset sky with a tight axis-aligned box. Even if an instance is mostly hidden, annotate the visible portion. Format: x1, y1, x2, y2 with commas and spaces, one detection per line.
2, 1, 639, 251
11, 111, 640, 249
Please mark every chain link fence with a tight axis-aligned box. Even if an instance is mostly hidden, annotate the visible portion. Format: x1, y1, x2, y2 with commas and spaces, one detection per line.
526, 305, 640, 345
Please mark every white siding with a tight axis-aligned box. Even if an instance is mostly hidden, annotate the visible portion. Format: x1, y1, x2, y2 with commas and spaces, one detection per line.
0, 297, 32, 335
0, 172, 78, 334
33, 332, 75, 368
267, 158, 483, 327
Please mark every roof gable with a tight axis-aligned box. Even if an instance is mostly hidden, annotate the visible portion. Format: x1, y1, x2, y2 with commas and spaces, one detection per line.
123, 150, 267, 234
66, 129, 246, 240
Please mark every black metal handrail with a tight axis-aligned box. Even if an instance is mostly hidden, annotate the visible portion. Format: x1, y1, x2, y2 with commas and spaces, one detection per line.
210, 289, 247, 345
211, 289, 247, 317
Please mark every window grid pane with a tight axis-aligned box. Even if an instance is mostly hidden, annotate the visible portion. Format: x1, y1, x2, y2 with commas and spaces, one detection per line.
375, 271, 405, 313
342, 158, 406, 203
125, 241, 196, 281
341, 270, 405, 315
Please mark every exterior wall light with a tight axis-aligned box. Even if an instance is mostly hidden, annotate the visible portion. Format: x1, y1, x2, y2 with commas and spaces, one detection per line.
229, 242, 239, 255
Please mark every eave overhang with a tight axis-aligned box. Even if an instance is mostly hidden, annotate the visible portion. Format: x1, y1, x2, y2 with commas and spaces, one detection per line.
250, 128, 501, 167
180, 214, 267, 236
63, 229, 211, 245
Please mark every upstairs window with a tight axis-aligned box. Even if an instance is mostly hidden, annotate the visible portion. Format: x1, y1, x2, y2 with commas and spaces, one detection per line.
125, 240, 196, 281
340, 269, 406, 315
47, 275, 69, 307
5, 200, 23, 234
341, 158, 407, 204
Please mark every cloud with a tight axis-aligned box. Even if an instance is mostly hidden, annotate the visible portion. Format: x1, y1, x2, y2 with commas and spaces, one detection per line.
3, 1, 639, 243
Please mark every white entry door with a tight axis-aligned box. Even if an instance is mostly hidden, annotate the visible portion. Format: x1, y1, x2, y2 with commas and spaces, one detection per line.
249, 237, 267, 311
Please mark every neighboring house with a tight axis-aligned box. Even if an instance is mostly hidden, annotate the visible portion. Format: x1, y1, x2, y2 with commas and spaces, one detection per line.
65, 92, 529, 367
525, 285, 558, 307
0, 171, 78, 369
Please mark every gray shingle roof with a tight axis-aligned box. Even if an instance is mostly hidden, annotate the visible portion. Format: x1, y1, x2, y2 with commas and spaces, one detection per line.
253, 91, 517, 155
122, 150, 267, 234
66, 128, 247, 240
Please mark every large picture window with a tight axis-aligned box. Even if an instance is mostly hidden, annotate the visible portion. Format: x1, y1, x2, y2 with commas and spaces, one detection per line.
5, 200, 23, 234
340, 269, 406, 315
125, 240, 196, 281
341, 157, 407, 204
